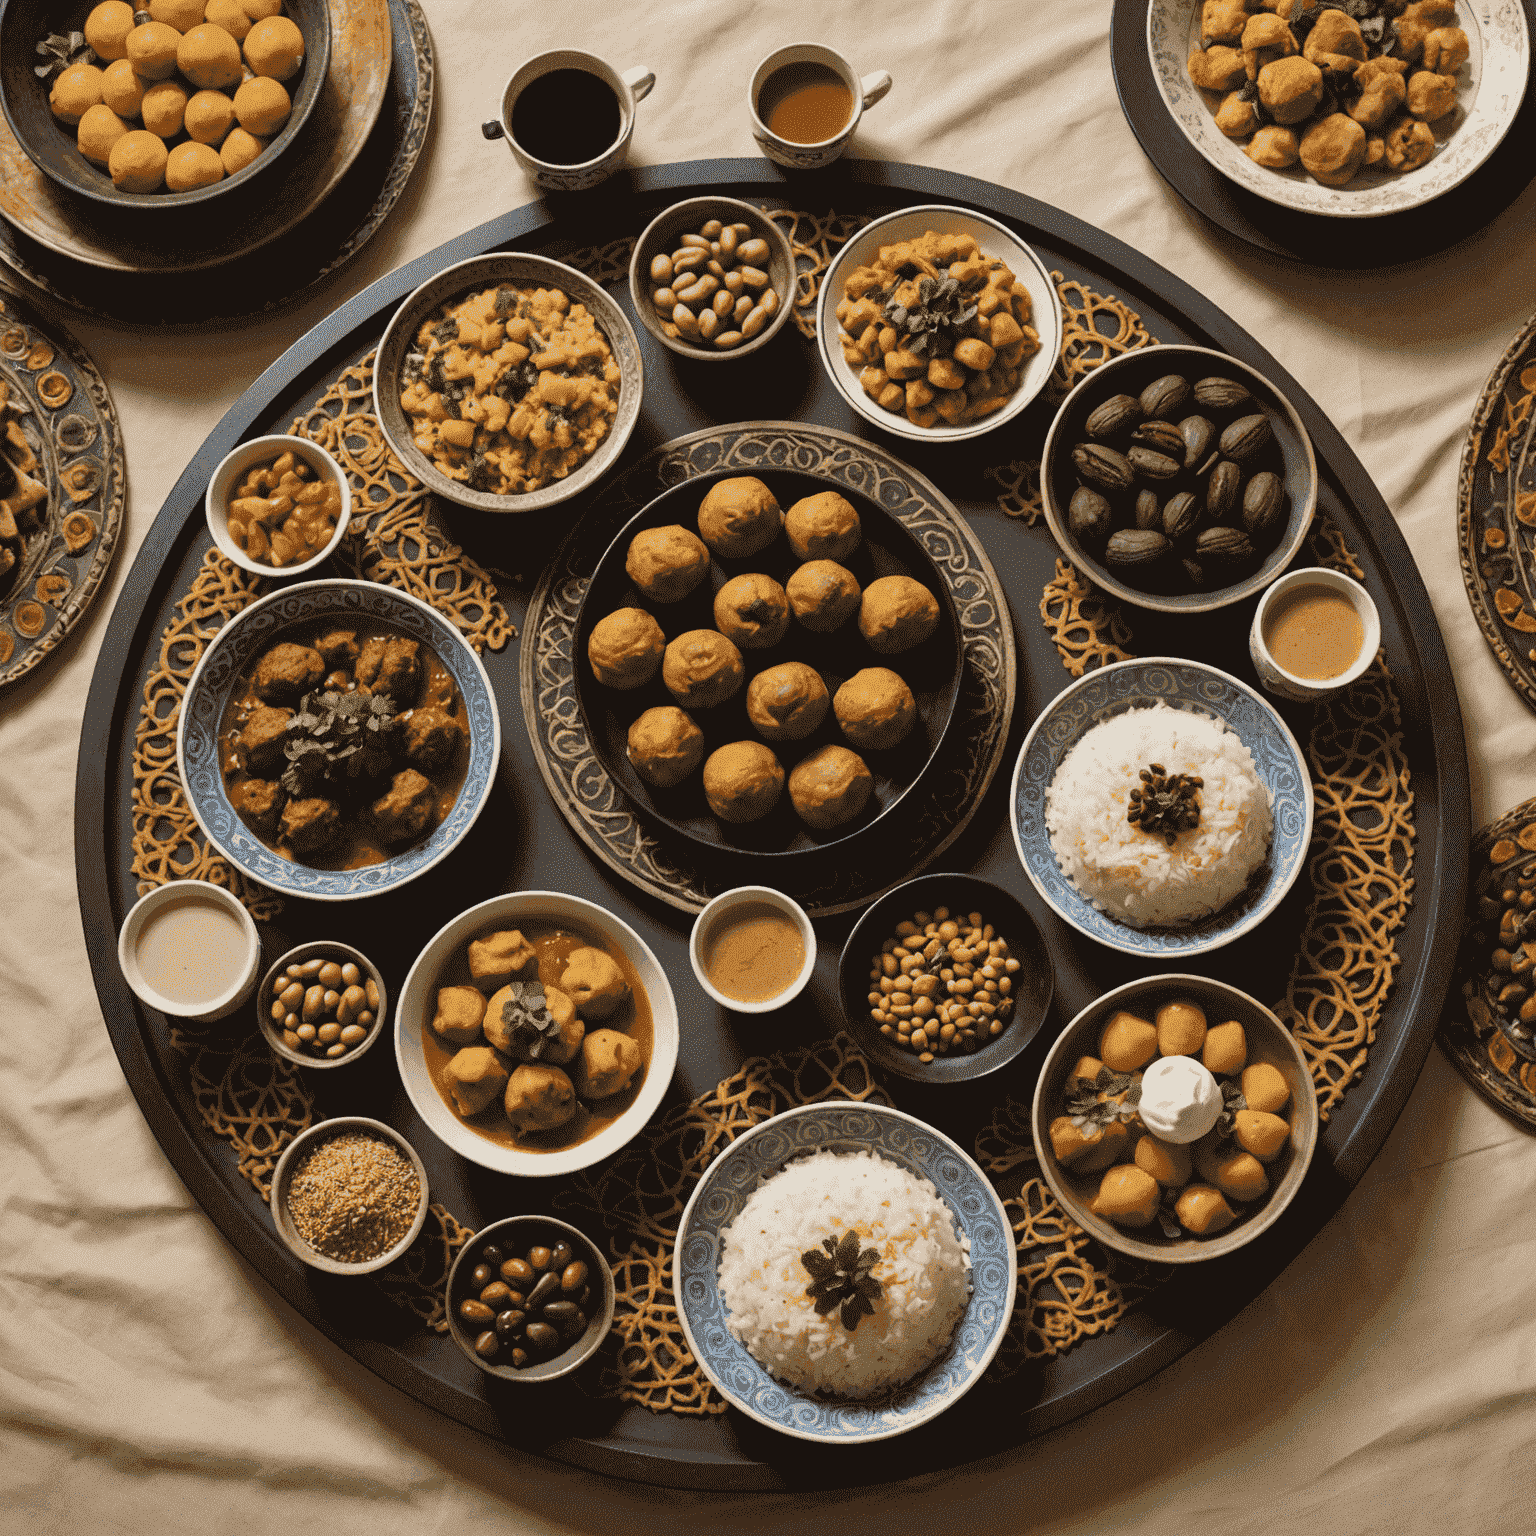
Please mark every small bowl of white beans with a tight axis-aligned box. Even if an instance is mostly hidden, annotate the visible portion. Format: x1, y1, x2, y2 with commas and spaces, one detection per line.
627, 196, 796, 362
256, 941, 388, 1070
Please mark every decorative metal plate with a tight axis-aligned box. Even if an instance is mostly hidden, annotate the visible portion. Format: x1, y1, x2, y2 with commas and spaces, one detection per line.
1459, 309, 1536, 711
1147, 0, 1530, 218
674, 1102, 1017, 1444
0, 286, 123, 689
520, 421, 1018, 917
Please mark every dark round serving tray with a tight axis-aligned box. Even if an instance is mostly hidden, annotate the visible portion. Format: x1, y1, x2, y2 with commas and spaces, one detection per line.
573, 466, 963, 866
76, 158, 1469, 1491
1111, 0, 1536, 267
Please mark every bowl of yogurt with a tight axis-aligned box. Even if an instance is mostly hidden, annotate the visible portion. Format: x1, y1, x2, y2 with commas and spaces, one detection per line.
117, 880, 262, 1024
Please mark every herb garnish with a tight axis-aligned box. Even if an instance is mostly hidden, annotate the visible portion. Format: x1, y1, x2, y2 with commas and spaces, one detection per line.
498, 980, 560, 1058
879, 273, 980, 359
34, 31, 95, 80
1212, 1079, 1246, 1142
801, 1231, 882, 1332
1065, 1065, 1144, 1130
1126, 762, 1203, 846
279, 688, 398, 796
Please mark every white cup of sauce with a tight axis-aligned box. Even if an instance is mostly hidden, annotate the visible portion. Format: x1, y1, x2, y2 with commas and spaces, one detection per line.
117, 880, 262, 1024
1249, 566, 1380, 703
481, 50, 654, 192
690, 886, 816, 1014
748, 43, 892, 171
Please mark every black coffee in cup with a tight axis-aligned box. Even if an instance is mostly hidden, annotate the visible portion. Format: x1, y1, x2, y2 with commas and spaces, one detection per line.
511, 68, 622, 166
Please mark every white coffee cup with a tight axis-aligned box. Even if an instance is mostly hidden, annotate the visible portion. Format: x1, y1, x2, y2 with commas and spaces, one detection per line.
1249, 566, 1380, 703
482, 50, 654, 192
748, 43, 891, 170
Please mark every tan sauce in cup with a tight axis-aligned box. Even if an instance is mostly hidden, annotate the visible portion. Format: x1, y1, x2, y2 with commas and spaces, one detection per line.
1263, 585, 1364, 680
703, 902, 805, 1003
136, 894, 249, 1006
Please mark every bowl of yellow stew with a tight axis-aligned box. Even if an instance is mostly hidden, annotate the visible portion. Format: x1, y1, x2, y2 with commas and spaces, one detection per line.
1031, 974, 1318, 1263
206, 435, 352, 578
394, 890, 679, 1177
372, 252, 644, 514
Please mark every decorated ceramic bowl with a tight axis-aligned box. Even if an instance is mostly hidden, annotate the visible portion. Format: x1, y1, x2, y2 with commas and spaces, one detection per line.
1010, 657, 1313, 958
177, 579, 499, 902
675, 1101, 1016, 1443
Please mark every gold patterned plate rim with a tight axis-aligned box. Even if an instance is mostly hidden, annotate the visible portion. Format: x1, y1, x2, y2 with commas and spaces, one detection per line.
0, 0, 391, 275
520, 420, 1018, 917
1457, 308, 1536, 713
0, 286, 124, 689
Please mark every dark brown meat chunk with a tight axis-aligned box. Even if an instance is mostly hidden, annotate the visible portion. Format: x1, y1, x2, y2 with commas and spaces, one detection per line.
370, 768, 435, 844
254, 643, 325, 704
355, 636, 421, 706
229, 777, 284, 838
401, 705, 465, 774
280, 795, 341, 855
314, 629, 359, 670
237, 705, 292, 776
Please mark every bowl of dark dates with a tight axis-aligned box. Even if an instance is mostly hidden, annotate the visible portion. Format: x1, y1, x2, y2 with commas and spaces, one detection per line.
1041, 345, 1316, 613
445, 1215, 616, 1382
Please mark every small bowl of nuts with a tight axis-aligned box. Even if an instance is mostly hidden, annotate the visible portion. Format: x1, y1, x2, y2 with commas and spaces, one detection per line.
205, 435, 352, 579
837, 872, 1054, 1084
627, 196, 795, 362
256, 941, 387, 1069
1041, 344, 1316, 613
445, 1215, 616, 1383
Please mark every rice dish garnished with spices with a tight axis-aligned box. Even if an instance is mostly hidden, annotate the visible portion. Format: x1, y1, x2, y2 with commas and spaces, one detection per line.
716, 1149, 971, 1398
1045, 702, 1272, 928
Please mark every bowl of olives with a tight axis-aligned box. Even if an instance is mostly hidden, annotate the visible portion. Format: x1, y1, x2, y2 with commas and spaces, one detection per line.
445, 1215, 616, 1382
1041, 345, 1317, 613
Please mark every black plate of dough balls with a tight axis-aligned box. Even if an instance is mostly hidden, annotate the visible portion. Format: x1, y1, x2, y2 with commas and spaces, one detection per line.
573, 468, 964, 866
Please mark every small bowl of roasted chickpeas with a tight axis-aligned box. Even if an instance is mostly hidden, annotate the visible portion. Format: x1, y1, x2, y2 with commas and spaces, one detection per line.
256, 941, 387, 1069
205, 434, 352, 578
445, 1215, 616, 1383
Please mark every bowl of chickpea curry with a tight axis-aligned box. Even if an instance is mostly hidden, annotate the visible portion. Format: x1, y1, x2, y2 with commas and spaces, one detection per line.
205, 435, 351, 577
372, 252, 644, 514
177, 579, 500, 901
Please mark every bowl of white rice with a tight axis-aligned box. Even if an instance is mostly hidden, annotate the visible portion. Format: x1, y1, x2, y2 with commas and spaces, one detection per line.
1011, 658, 1312, 958
675, 1102, 1016, 1443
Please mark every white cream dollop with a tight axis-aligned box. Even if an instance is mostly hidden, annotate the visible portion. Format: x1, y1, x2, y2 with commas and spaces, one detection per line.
1138, 1055, 1222, 1144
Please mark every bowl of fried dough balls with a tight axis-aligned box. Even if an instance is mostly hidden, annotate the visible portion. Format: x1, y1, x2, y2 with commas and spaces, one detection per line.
2, 0, 330, 206
574, 470, 965, 863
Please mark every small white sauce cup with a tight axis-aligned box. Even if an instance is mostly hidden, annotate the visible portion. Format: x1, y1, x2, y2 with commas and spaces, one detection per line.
690, 886, 816, 1013
748, 43, 892, 170
1249, 566, 1380, 703
117, 880, 261, 1024
205, 434, 352, 580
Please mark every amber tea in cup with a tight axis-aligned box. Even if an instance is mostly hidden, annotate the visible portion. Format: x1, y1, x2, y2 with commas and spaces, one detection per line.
756, 60, 854, 144
1261, 583, 1363, 681
511, 68, 622, 166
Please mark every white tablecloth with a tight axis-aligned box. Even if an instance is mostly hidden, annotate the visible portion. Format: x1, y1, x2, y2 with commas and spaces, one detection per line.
5, 1, 1535, 1528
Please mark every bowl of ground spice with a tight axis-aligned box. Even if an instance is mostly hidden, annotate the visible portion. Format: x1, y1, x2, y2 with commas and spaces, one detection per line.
270, 1117, 429, 1274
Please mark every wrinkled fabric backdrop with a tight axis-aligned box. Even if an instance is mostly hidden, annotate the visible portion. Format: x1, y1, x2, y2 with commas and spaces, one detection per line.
3, 0, 1534, 1530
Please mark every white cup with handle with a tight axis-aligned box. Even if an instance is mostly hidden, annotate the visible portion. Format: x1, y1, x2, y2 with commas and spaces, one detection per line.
482, 49, 654, 192
749, 43, 892, 170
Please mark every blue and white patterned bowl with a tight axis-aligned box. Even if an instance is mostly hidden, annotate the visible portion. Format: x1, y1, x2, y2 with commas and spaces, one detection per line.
674, 1101, 1017, 1444
1010, 657, 1312, 958
177, 580, 500, 902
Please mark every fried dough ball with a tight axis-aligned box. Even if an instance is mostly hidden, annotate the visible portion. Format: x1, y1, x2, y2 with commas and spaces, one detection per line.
504, 1063, 575, 1134
178, 22, 244, 89
1349, 66, 1406, 130
50, 64, 105, 127
443, 1047, 508, 1117
1299, 113, 1366, 186
244, 14, 305, 80
1383, 114, 1436, 170
1134, 1134, 1193, 1188
784, 491, 861, 562
696, 476, 782, 558
788, 744, 873, 830
166, 139, 225, 190
1202, 1021, 1248, 1076
149, 0, 205, 27
1421, 25, 1469, 73
204, 0, 255, 41
1175, 1184, 1236, 1235
833, 667, 915, 750
1201, 0, 1251, 44
625, 524, 710, 603
1246, 124, 1300, 166
1188, 44, 1246, 91
587, 606, 665, 688
241, 0, 285, 18
76, 104, 129, 166
108, 128, 170, 191
84, 1, 137, 60
141, 78, 190, 137
662, 630, 744, 710
1394, 0, 1458, 62
1304, 8, 1367, 71
484, 983, 583, 1064
575, 1028, 643, 1098
1100, 1010, 1158, 1072
858, 575, 940, 654
1257, 55, 1323, 123
185, 88, 236, 144
626, 705, 705, 788
702, 740, 784, 822
1241, 12, 1297, 80
559, 947, 629, 1019
430, 985, 487, 1047
467, 930, 537, 986
1194, 1142, 1270, 1202
786, 560, 860, 632
1089, 1164, 1161, 1228
1214, 90, 1261, 137
1156, 999, 1207, 1057
220, 126, 267, 173
745, 661, 829, 741
1233, 1109, 1290, 1162
233, 74, 290, 136
1059, 1118, 1132, 1174
126, 21, 183, 80
1407, 70, 1457, 121
713, 573, 790, 649
100, 58, 147, 118
1241, 1061, 1291, 1114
